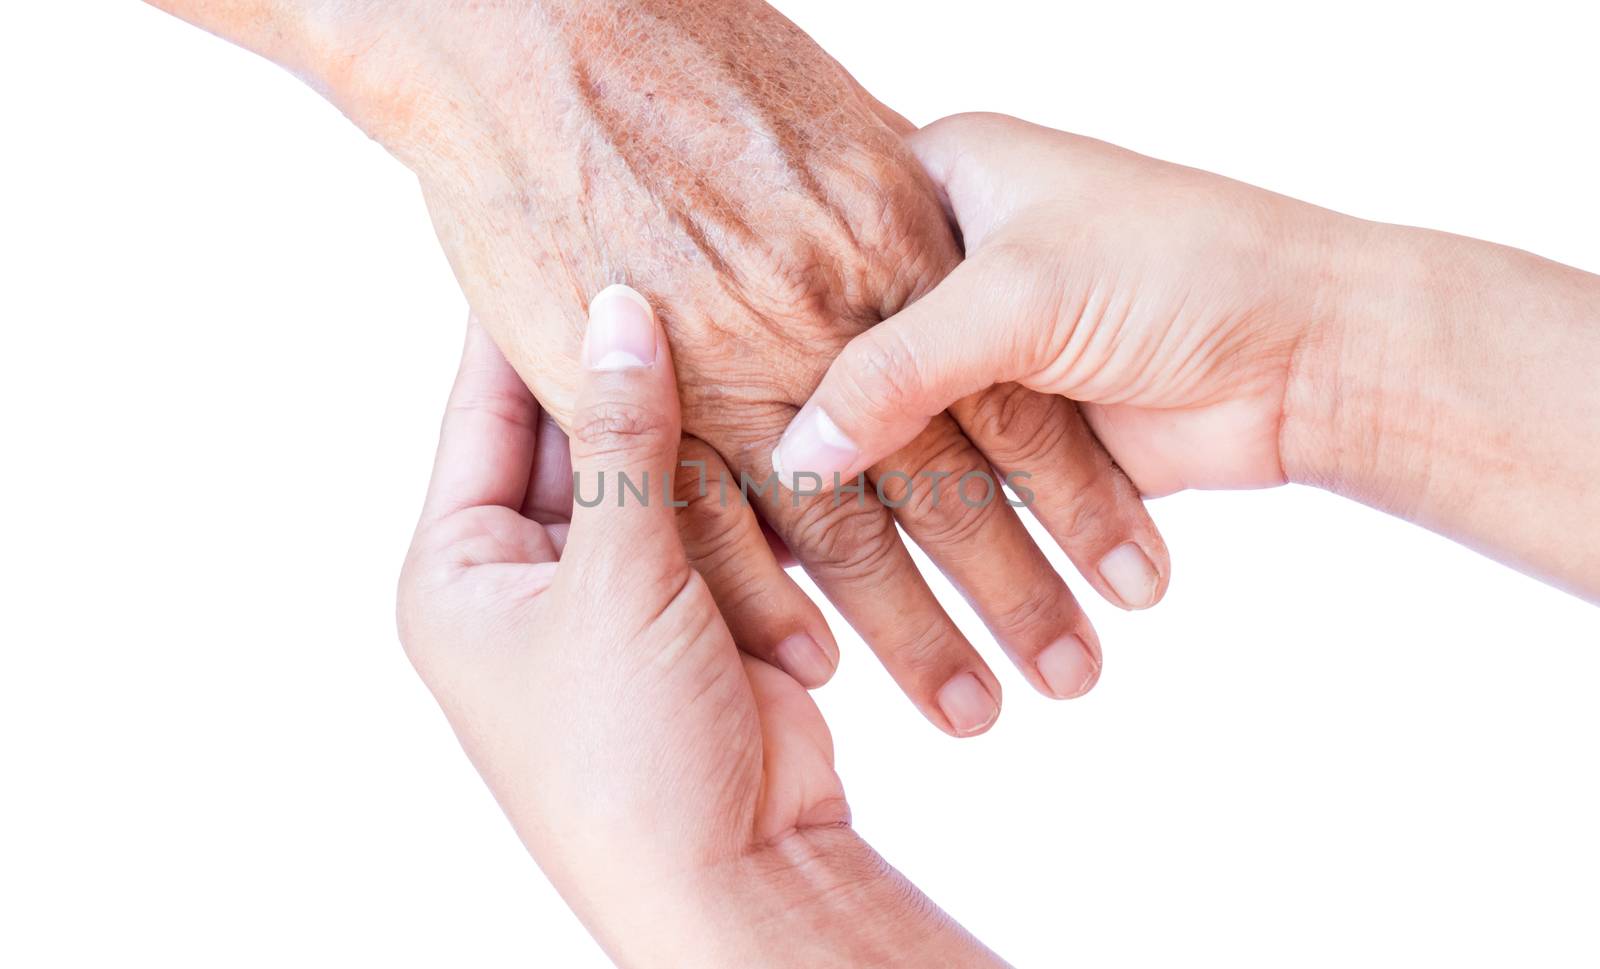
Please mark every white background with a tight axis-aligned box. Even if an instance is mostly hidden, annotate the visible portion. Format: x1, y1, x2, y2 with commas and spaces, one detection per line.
3, 2, 1598, 966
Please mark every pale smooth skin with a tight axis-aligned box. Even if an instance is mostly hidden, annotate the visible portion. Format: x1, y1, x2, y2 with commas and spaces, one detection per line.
779, 113, 1600, 602
144, 0, 1166, 735
401, 292, 1004, 968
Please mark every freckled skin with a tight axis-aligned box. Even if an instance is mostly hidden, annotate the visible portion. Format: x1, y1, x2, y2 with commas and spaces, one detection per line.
361, 0, 957, 443
148, 0, 1172, 727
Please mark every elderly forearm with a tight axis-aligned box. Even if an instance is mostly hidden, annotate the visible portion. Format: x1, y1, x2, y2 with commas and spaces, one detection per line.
142, 1, 320, 72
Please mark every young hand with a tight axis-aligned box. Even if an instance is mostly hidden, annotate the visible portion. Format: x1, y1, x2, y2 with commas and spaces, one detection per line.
778, 112, 1600, 599
399, 291, 1005, 967
774, 112, 1335, 499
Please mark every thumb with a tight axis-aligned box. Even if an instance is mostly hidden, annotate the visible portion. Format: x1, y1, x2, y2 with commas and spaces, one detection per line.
772, 253, 1043, 488
562, 284, 687, 570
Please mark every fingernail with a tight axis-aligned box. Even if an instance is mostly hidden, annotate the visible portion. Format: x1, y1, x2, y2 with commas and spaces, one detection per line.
937, 672, 999, 736
584, 284, 657, 371
771, 404, 858, 491
773, 633, 835, 689
1036, 634, 1100, 699
1099, 542, 1159, 609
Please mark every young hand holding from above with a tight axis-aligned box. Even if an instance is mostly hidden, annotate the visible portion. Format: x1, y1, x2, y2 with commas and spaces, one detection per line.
779, 113, 1600, 601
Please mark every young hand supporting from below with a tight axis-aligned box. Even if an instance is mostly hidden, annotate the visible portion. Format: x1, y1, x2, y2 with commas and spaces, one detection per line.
776, 113, 1600, 601
399, 289, 1006, 968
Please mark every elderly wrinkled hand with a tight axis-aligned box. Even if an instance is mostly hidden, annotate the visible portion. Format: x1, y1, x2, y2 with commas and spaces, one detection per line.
154, 0, 1173, 734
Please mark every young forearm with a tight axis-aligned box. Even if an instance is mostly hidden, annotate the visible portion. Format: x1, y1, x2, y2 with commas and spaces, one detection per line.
735, 829, 1007, 968
1285, 218, 1600, 599
578, 828, 1007, 968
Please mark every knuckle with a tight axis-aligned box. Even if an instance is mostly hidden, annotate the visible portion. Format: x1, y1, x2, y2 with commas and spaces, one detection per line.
963, 389, 1095, 486
845, 328, 925, 413
673, 464, 729, 522
676, 479, 728, 522
677, 501, 747, 572
1009, 413, 1077, 473
854, 182, 952, 307
672, 446, 750, 566
885, 615, 963, 683
1011, 422, 1134, 551
636, 571, 734, 673
446, 384, 541, 437
964, 384, 1060, 460
1056, 488, 1112, 546
892, 433, 1000, 549
756, 243, 843, 325
989, 580, 1066, 643
571, 399, 674, 461
916, 497, 991, 550
645, 568, 714, 639
901, 473, 996, 551
792, 498, 899, 578
702, 562, 771, 617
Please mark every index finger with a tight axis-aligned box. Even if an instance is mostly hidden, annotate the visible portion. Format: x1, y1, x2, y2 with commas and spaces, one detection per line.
418, 317, 542, 529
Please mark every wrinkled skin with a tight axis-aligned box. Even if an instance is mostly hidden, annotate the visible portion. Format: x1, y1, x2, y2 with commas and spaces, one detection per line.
159, 0, 1171, 732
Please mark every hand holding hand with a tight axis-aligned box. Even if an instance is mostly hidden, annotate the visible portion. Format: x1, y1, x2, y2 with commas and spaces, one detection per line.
399, 291, 1002, 967
289, 0, 1167, 731
780, 112, 1600, 599
777, 112, 1335, 497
